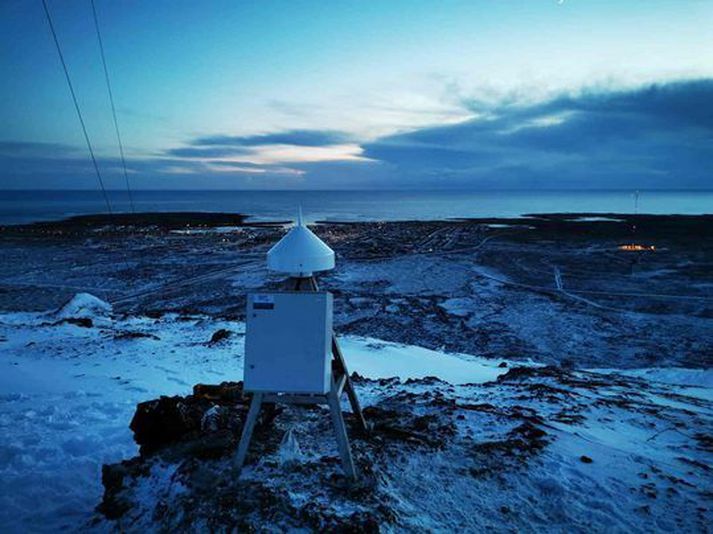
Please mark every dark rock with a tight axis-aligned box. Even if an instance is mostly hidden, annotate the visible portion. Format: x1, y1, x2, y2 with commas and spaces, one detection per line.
114, 331, 160, 341
560, 358, 576, 370
193, 381, 244, 402
498, 362, 508, 368
54, 317, 93, 328
208, 328, 232, 345
130, 395, 202, 454
694, 433, 713, 452
361, 404, 455, 448
580, 455, 593, 463
377, 377, 401, 386
179, 430, 237, 460
458, 402, 500, 414
511, 421, 547, 446
349, 371, 370, 384
496, 365, 563, 382
472, 420, 548, 462
128, 382, 258, 455
553, 409, 586, 425
98, 458, 147, 519
404, 375, 446, 385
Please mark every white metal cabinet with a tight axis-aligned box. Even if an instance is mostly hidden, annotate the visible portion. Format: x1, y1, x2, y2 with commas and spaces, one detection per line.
244, 292, 332, 394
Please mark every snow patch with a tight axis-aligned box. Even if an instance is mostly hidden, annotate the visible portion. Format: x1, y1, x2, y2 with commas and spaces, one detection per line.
439, 297, 474, 317
574, 216, 625, 222
278, 428, 304, 466
55, 293, 112, 322
343, 336, 508, 384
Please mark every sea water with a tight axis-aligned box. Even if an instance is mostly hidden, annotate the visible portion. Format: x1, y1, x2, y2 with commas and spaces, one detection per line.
1, 189, 711, 225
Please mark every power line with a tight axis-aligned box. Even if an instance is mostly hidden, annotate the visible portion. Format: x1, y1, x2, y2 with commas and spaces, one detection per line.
41, 0, 113, 214
90, 0, 135, 214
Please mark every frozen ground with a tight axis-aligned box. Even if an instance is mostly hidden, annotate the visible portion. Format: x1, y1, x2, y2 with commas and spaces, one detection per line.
0, 214, 711, 531
0, 296, 711, 532
1, 214, 711, 368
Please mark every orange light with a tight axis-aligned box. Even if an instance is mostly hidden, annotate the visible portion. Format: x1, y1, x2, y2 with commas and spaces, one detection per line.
618, 244, 656, 251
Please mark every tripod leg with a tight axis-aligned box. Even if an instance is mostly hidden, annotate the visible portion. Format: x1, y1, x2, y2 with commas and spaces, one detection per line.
310, 275, 367, 434
343, 378, 367, 433
332, 336, 368, 433
328, 391, 357, 480
234, 392, 263, 473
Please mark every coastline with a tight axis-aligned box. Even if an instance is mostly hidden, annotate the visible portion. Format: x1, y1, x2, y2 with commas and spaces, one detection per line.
2, 209, 712, 235
3, 188, 713, 226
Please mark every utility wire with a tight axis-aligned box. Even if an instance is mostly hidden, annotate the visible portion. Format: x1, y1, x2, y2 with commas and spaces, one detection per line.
90, 0, 135, 214
41, 0, 113, 214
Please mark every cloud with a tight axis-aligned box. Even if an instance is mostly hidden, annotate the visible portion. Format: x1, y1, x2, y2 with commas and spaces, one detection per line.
0, 141, 81, 158
241, 144, 368, 165
360, 79, 713, 188
164, 129, 365, 166
0, 141, 307, 189
191, 129, 353, 147
159, 128, 364, 168
165, 146, 251, 158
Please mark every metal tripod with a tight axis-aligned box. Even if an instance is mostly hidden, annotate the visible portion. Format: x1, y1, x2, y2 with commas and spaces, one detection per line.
235, 276, 367, 479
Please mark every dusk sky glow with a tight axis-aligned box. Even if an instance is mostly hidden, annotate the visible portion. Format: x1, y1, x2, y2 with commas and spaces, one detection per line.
1, 0, 712, 189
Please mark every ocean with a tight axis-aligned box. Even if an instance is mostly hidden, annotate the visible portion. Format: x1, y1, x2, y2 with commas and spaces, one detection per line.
1, 189, 711, 225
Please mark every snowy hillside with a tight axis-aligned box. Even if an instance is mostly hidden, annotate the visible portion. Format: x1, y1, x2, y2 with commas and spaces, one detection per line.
0, 297, 711, 532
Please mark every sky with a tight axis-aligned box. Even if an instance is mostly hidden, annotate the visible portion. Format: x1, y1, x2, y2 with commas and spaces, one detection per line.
1, 0, 712, 190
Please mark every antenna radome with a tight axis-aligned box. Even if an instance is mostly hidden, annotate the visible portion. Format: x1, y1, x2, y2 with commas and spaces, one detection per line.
266, 210, 334, 276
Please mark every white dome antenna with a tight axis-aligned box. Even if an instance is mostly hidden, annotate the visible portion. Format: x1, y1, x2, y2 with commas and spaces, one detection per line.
267, 208, 335, 276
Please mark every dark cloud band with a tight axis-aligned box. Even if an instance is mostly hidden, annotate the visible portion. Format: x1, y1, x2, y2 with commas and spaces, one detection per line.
191, 129, 352, 148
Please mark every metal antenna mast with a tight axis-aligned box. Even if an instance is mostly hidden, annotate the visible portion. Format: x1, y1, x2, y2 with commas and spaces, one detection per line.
90, 0, 135, 213
41, 0, 113, 214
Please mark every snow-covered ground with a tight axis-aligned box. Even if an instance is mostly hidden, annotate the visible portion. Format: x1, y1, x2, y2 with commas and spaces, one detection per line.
0, 297, 514, 532
0, 295, 711, 532
0, 305, 239, 531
